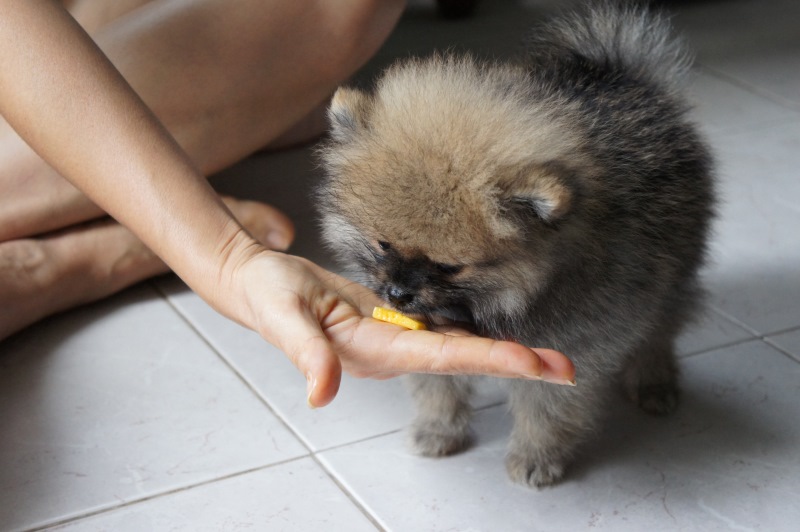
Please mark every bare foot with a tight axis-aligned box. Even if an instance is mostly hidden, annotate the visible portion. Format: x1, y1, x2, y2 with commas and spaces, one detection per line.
0, 196, 293, 341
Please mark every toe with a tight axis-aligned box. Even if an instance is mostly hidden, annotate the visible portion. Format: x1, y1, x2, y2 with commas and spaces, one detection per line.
221, 197, 295, 251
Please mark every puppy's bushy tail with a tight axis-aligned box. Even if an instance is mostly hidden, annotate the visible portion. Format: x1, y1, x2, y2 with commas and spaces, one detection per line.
527, 1, 691, 90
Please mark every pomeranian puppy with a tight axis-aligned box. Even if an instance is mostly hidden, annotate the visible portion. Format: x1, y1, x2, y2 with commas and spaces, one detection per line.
317, 1, 714, 487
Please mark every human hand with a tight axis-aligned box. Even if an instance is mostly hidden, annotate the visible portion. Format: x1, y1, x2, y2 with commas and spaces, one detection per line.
222, 248, 576, 408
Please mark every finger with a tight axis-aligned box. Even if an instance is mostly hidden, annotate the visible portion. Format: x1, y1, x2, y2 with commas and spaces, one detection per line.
220, 196, 295, 251
534, 347, 577, 385
301, 335, 343, 408
300, 260, 383, 316
261, 301, 342, 408
306, 261, 576, 383
334, 317, 575, 384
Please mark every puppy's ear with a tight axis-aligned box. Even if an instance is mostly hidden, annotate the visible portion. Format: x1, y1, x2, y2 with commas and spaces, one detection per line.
501, 167, 574, 225
328, 87, 372, 143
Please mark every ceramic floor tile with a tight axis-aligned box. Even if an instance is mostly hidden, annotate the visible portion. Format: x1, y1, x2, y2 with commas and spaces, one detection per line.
4, 1, 799, 530
702, 121, 800, 335
160, 271, 758, 454
319, 340, 800, 531
0, 286, 306, 531
688, 69, 800, 138
765, 327, 800, 364
166, 142, 509, 452
675, 306, 754, 357
154, 276, 507, 452
676, 0, 800, 109
50, 458, 375, 532
699, 45, 800, 112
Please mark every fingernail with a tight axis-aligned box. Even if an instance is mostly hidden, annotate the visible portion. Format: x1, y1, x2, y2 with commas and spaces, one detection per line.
523, 374, 576, 386
306, 372, 317, 409
266, 230, 290, 251
547, 378, 577, 387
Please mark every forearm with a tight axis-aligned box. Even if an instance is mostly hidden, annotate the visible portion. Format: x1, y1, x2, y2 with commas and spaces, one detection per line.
0, 1, 250, 317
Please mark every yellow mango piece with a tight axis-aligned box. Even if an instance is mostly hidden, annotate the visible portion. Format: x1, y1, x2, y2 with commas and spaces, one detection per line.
372, 306, 427, 330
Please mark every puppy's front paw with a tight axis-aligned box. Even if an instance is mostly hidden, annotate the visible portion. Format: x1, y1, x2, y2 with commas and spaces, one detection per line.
505, 451, 565, 488
410, 420, 472, 457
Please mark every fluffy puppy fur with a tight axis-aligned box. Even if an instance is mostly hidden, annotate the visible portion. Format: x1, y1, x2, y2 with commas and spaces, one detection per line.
316, 1, 714, 487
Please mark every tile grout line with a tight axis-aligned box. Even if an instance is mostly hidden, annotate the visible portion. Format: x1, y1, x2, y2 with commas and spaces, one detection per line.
27, 457, 309, 532
681, 335, 763, 359
315, 429, 403, 455
23, 294, 795, 530
152, 284, 511, 530
311, 400, 507, 455
151, 285, 519, 529
310, 454, 388, 532
709, 303, 800, 341
762, 337, 800, 365
688, 67, 800, 142
150, 282, 388, 530
761, 323, 800, 338
681, 311, 800, 363
707, 305, 761, 337
308, 400, 511, 531
151, 281, 318, 449
699, 115, 800, 143
147, 283, 800, 529
679, 306, 761, 359
696, 63, 800, 111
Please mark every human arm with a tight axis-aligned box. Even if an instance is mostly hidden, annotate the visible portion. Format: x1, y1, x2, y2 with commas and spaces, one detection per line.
0, 0, 237, 303
0, 0, 574, 406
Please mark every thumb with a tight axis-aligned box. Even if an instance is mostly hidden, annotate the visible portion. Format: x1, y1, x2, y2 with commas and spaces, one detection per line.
301, 335, 342, 408
265, 304, 342, 408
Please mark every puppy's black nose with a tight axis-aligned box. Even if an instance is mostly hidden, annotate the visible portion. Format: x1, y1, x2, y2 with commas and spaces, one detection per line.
387, 285, 414, 307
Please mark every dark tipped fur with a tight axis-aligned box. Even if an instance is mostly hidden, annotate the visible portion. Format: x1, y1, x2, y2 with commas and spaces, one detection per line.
317, 1, 714, 487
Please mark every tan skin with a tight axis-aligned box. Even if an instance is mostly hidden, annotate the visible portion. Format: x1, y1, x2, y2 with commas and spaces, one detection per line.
0, 0, 575, 407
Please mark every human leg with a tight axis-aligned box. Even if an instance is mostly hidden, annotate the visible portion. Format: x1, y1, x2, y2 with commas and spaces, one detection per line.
0, 0, 406, 241
0, 197, 293, 342
62, 0, 157, 33
0, 0, 406, 339
0, 0, 161, 241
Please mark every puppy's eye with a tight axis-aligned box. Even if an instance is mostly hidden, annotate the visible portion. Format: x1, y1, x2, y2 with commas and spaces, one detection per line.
378, 241, 391, 252
434, 262, 463, 276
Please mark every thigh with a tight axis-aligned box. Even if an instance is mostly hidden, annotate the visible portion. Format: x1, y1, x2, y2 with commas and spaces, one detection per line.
63, 0, 157, 33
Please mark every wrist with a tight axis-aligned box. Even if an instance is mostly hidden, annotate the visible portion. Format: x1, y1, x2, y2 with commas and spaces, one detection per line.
200, 222, 268, 328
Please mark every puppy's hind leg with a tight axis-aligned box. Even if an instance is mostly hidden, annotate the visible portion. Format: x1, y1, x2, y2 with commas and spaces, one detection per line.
407, 374, 473, 457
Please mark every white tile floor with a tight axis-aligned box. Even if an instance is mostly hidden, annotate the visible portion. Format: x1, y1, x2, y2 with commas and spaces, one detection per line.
2, 1, 799, 530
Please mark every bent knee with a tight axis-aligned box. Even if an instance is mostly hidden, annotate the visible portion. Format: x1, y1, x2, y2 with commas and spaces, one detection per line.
316, 0, 407, 82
